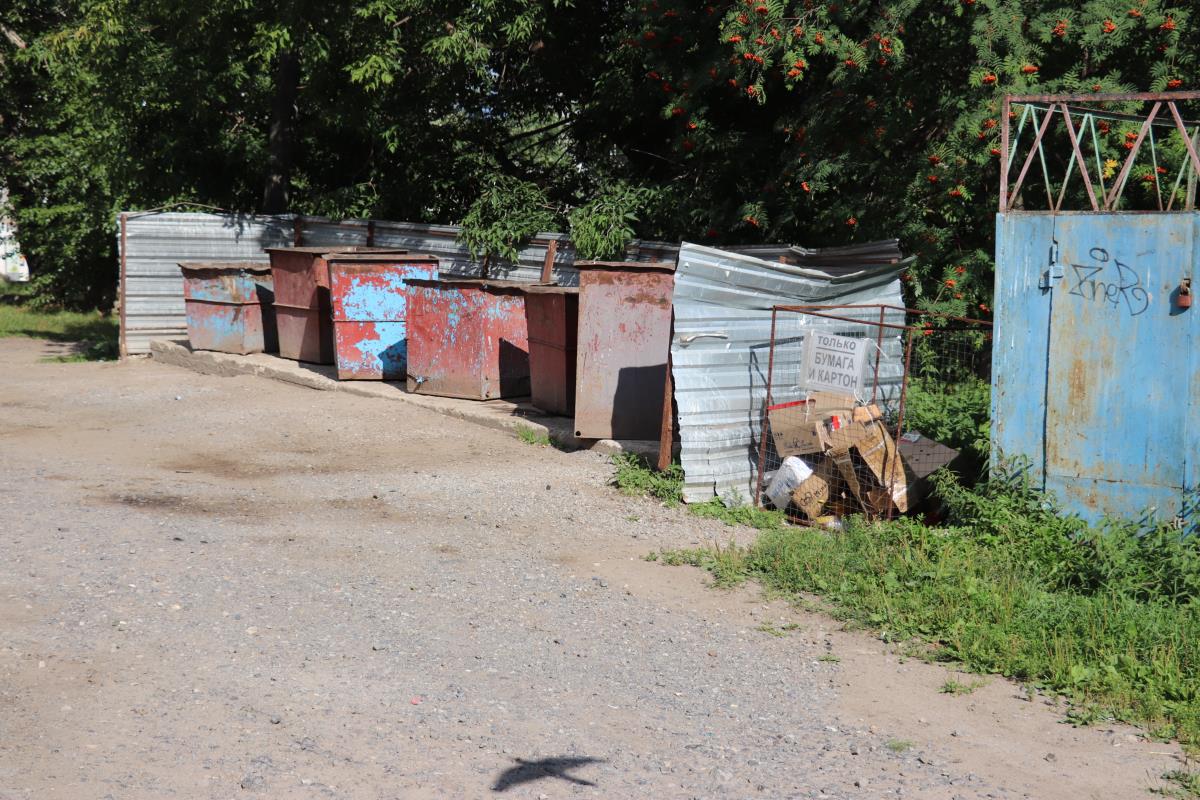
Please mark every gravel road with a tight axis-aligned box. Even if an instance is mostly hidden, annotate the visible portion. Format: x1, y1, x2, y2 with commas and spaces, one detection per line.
0, 338, 1181, 799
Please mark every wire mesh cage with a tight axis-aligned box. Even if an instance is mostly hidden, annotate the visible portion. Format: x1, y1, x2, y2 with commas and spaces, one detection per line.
756, 305, 992, 527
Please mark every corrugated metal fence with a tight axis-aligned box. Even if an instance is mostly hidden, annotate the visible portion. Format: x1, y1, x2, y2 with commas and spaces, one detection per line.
118, 212, 591, 356
117, 210, 815, 356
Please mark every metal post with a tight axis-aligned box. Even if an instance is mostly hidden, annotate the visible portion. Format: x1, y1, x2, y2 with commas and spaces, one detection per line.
540, 239, 558, 284
657, 344, 674, 472
871, 305, 885, 404
754, 307, 780, 508
1000, 96, 1010, 211
118, 213, 128, 359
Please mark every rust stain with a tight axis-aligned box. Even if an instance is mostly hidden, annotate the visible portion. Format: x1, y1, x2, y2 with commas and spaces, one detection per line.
623, 290, 671, 308
1067, 358, 1087, 399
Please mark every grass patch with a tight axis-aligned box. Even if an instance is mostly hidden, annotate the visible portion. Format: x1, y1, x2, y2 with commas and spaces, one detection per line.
1157, 770, 1200, 798
817, 653, 841, 663
632, 459, 1200, 750
886, 738, 914, 753
756, 622, 801, 637
611, 453, 684, 506
940, 677, 987, 696
0, 303, 118, 361
515, 425, 554, 447
690, 498, 788, 530
610, 454, 786, 529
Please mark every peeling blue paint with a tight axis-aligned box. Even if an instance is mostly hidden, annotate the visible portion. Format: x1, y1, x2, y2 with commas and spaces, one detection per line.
992, 211, 1200, 526
329, 259, 437, 380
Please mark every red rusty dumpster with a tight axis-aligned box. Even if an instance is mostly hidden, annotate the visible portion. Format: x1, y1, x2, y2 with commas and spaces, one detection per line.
179, 262, 276, 355
265, 246, 405, 364
521, 284, 579, 416
574, 261, 676, 440
404, 278, 530, 400
327, 253, 439, 380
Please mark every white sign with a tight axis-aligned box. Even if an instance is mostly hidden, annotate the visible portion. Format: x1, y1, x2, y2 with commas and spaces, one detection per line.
800, 332, 866, 395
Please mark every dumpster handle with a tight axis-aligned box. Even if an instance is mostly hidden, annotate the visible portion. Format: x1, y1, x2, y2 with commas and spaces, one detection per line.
677, 332, 728, 346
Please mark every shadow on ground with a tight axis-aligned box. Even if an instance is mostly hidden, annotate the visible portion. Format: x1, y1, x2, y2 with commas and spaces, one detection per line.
492, 756, 604, 792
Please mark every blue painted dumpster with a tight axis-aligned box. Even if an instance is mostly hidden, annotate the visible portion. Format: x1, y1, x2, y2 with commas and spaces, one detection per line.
991, 211, 1200, 526
327, 254, 439, 380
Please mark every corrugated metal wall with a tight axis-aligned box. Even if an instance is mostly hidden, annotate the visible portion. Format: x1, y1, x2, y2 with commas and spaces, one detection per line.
992, 211, 1200, 526
120, 212, 597, 355
118, 211, 808, 356
119, 212, 294, 355
670, 243, 908, 504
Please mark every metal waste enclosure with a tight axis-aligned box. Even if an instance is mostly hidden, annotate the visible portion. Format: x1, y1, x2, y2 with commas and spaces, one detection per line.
669, 242, 908, 504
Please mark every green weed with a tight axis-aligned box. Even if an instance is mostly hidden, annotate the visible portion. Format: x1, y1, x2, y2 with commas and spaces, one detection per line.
611, 453, 684, 506
817, 653, 841, 663
690, 497, 788, 530
756, 622, 801, 638
515, 425, 553, 447
1156, 770, 1200, 799
610, 453, 788, 529
886, 738, 914, 753
940, 678, 987, 696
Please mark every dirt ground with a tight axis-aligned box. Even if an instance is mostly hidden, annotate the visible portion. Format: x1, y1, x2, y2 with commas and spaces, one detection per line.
0, 337, 1186, 799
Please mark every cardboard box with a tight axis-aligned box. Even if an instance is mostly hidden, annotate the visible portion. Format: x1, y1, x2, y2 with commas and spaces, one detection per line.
852, 403, 884, 424
893, 432, 961, 509
769, 416, 832, 456
850, 423, 910, 513
790, 455, 838, 519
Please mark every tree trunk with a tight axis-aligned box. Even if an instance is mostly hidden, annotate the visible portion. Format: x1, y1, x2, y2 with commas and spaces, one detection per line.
262, 49, 300, 214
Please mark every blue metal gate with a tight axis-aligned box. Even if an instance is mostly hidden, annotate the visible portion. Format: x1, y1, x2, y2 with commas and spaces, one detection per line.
993, 212, 1199, 524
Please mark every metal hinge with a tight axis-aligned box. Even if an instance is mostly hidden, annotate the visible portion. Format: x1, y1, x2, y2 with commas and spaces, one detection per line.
1040, 263, 1064, 290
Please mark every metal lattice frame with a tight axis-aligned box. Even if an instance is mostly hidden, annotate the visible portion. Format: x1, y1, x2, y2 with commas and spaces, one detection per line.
1000, 92, 1200, 212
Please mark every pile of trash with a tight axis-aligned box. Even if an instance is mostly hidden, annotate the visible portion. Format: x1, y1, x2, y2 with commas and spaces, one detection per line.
763, 390, 959, 526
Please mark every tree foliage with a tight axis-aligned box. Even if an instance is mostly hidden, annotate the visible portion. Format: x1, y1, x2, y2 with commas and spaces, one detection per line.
0, 0, 1195, 309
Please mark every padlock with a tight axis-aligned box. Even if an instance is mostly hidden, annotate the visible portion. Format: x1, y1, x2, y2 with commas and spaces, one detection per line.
1179, 278, 1193, 310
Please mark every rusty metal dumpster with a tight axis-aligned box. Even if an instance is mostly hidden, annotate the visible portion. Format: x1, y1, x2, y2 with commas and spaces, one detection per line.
404, 278, 530, 399
179, 262, 276, 355
522, 285, 579, 416
327, 253, 439, 380
574, 261, 676, 440
265, 246, 405, 364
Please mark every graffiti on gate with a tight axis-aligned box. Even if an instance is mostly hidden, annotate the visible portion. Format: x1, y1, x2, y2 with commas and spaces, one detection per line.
1062, 247, 1150, 317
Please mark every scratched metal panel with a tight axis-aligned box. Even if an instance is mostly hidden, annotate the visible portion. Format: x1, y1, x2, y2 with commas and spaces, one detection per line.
990, 213, 1056, 489
993, 211, 1200, 525
670, 242, 907, 504
328, 257, 438, 380
574, 267, 675, 440
524, 291, 579, 416
405, 281, 530, 399
1045, 214, 1193, 521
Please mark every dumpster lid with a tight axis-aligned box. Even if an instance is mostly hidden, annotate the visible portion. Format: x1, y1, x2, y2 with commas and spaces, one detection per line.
574, 260, 677, 273
263, 246, 408, 255
405, 277, 529, 292
179, 261, 272, 274
325, 253, 437, 268
521, 283, 580, 295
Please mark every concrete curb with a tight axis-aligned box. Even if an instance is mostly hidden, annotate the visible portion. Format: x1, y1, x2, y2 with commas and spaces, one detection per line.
149, 340, 661, 459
